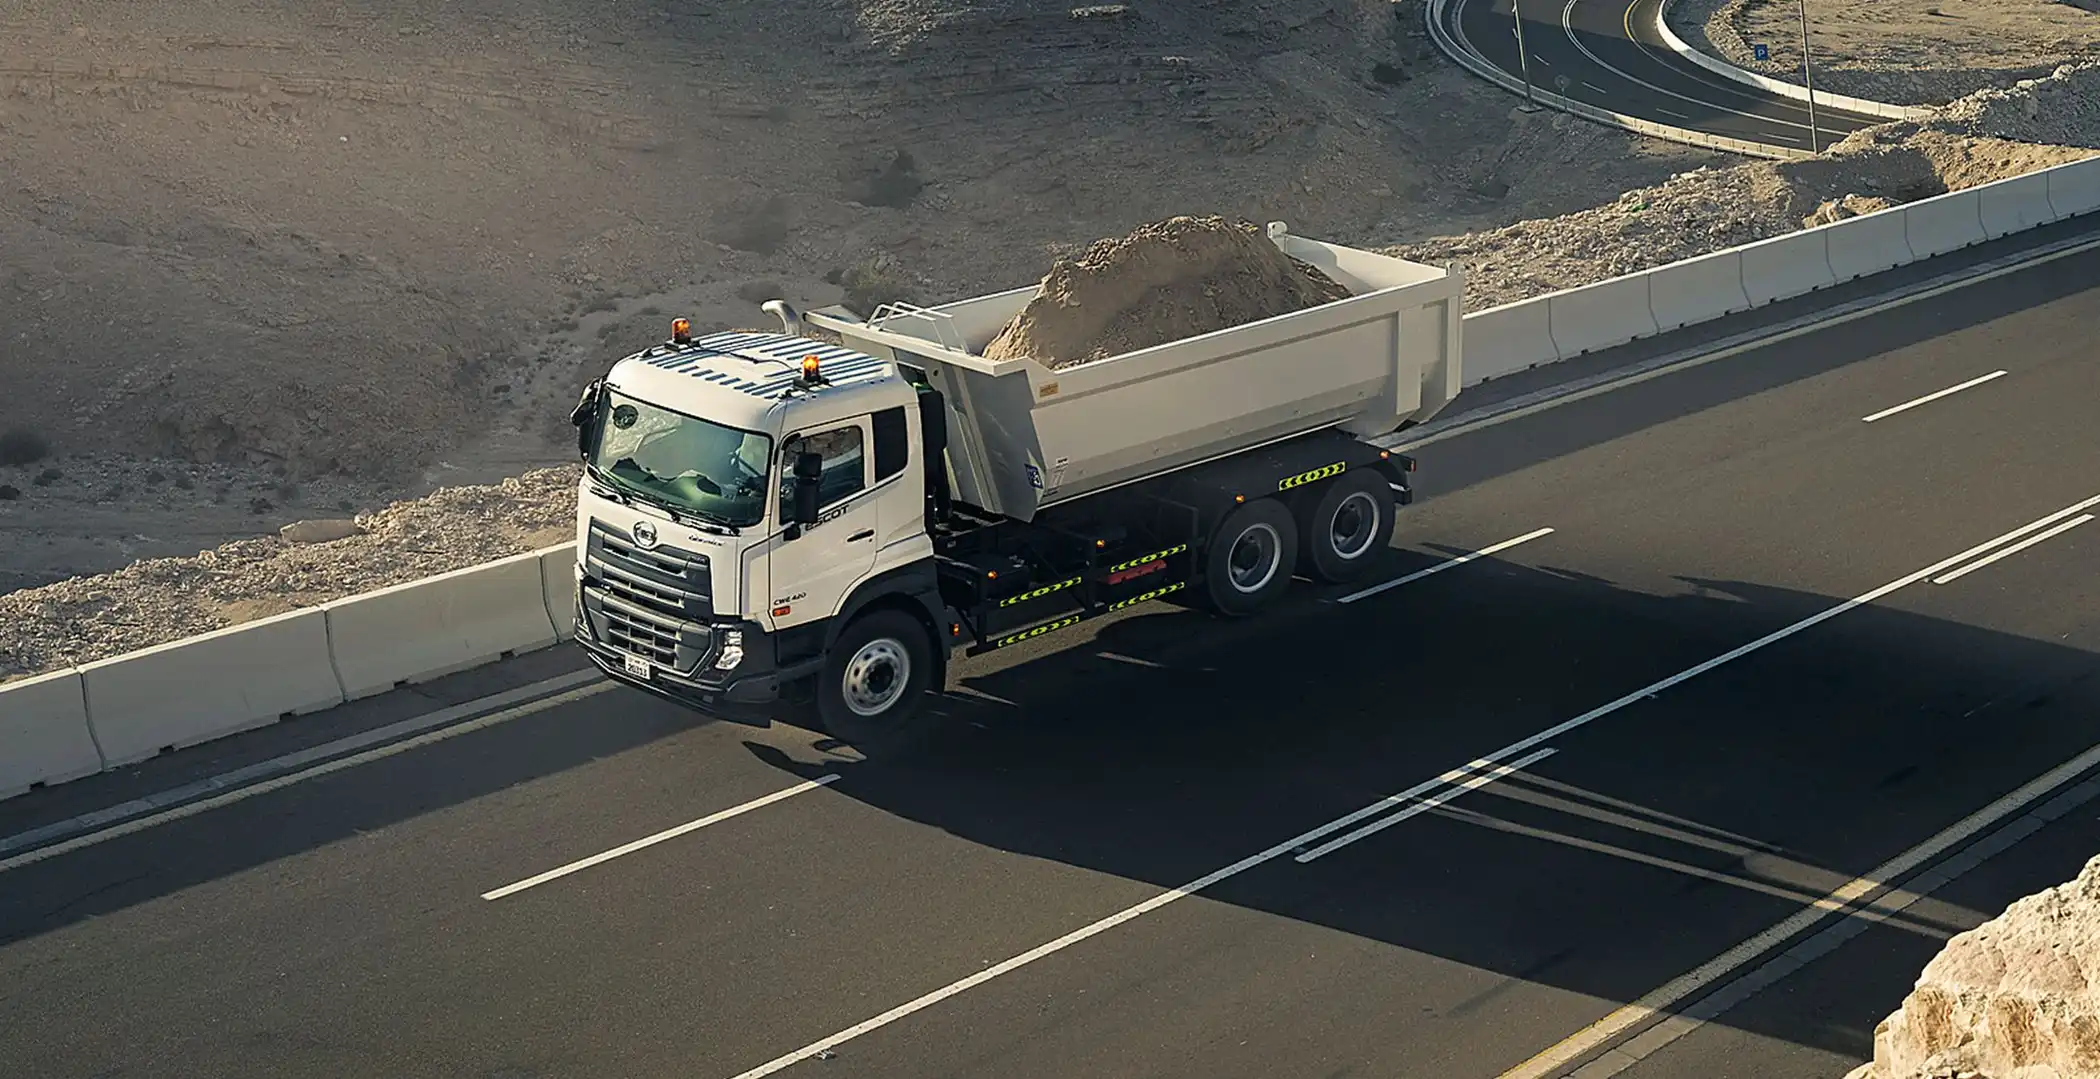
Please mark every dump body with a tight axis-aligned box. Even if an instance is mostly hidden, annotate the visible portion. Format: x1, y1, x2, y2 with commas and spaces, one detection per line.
793, 223, 1463, 522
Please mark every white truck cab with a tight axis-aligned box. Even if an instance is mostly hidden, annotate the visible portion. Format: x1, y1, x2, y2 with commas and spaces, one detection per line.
567, 321, 949, 732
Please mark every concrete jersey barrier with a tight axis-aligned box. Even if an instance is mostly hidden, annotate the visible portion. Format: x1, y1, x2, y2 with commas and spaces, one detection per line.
1903, 186, 1989, 259
80, 607, 345, 767
1458, 300, 1559, 384
1979, 172, 2059, 240
541, 542, 580, 641
2048, 155, 2100, 217
1738, 229, 1836, 306
1824, 206, 1916, 282
0, 669, 103, 798
1548, 273, 1660, 358
1451, 157, 2091, 389
325, 549, 561, 700
1647, 248, 1751, 331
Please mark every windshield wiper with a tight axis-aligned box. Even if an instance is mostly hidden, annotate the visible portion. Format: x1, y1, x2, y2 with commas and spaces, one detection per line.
586, 461, 741, 536
674, 506, 743, 534
583, 462, 631, 505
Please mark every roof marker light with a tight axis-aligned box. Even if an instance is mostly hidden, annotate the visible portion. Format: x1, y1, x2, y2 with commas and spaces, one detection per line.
671, 318, 692, 344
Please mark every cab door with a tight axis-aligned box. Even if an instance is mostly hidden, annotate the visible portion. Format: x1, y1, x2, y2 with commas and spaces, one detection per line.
766, 417, 879, 628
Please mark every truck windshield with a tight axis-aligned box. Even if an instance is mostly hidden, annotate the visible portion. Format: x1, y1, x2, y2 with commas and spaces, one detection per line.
587, 389, 773, 528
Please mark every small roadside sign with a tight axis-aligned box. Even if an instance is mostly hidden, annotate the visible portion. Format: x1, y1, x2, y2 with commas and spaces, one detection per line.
1753, 43, 1770, 61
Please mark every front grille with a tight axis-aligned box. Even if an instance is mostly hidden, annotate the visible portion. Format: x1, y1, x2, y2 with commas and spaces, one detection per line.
586, 519, 711, 623
581, 518, 719, 673
602, 598, 682, 666
597, 561, 689, 619
598, 526, 698, 578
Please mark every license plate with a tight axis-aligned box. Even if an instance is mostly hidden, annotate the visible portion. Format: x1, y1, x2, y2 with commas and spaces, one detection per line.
623, 653, 651, 678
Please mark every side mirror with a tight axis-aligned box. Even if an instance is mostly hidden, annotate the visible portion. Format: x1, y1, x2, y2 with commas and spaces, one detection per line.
568, 381, 602, 459
791, 451, 823, 526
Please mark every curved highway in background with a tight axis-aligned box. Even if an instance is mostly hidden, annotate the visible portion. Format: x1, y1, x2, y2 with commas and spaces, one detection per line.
1446, 0, 1886, 153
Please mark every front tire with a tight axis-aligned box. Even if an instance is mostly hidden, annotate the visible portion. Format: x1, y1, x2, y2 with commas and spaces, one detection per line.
1201, 497, 1299, 616
815, 608, 935, 750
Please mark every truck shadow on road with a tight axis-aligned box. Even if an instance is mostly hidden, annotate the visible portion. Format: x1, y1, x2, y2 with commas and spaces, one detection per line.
744, 550, 2100, 1067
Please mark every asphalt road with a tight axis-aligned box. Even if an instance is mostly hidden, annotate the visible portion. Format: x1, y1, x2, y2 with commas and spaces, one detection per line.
4, 243, 2100, 1079
1447, 0, 1885, 152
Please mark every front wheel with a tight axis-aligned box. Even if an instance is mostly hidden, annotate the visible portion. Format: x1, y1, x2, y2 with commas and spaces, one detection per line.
815, 608, 935, 750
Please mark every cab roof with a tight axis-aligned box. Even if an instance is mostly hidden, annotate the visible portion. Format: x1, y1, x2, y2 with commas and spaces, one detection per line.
625, 330, 892, 399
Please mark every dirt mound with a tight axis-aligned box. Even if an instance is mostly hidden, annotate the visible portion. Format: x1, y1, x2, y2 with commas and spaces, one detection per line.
979, 216, 1354, 369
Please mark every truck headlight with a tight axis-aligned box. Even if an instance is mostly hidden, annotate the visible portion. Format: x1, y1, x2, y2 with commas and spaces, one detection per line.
715, 628, 744, 670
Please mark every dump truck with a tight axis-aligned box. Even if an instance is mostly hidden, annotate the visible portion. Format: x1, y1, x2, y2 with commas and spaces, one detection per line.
564, 222, 1465, 743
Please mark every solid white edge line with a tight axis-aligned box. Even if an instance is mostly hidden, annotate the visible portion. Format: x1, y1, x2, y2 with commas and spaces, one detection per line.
1561, 775, 2100, 1079
1494, 736, 2100, 1079
1931, 514, 2093, 585
482, 775, 840, 901
1295, 748, 1559, 863
717, 491, 2100, 1079
0, 680, 618, 876
1861, 369, 2009, 422
1338, 527, 1557, 604
0, 666, 607, 860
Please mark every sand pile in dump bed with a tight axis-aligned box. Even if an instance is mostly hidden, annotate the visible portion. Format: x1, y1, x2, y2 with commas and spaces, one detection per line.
979, 215, 1354, 370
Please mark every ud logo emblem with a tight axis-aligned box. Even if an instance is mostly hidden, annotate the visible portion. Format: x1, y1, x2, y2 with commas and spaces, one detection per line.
631, 519, 659, 549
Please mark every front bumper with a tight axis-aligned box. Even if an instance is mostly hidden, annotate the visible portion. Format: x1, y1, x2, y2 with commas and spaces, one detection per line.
581, 643, 790, 724
573, 588, 817, 724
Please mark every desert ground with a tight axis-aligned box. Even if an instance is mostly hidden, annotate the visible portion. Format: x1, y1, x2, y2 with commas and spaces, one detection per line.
0, 0, 1726, 598
1669, 0, 2100, 105
1, 0, 2097, 679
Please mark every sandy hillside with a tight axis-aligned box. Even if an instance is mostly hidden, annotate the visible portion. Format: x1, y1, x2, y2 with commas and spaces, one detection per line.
1667, 0, 2100, 106
0, 0, 1720, 594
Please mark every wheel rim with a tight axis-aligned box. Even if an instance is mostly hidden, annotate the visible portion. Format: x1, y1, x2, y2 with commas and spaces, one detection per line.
1227, 522, 1283, 594
842, 637, 911, 717
1328, 492, 1380, 560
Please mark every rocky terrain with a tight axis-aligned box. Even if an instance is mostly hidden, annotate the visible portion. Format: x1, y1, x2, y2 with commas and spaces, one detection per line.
0, 0, 1719, 594
3, 5, 2100, 680
1668, 0, 2100, 106
1394, 80, 2100, 309
1852, 852, 2100, 1079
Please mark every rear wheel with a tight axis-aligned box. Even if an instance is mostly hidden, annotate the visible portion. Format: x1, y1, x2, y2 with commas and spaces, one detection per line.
815, 608, 934, 751
1201, 497, 1299, 616
1296, 469, 1395, 584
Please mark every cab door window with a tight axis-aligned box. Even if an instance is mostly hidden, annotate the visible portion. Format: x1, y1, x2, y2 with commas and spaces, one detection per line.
781, 423, 868, 511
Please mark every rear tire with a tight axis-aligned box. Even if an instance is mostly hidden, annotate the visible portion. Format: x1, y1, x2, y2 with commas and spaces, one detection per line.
1201, 497, 1298, 616
815, 608, 934, 752
1297, 469, 1395, 584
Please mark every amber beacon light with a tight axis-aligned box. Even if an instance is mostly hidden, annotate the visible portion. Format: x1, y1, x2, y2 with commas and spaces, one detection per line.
671, 318, 691, 344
